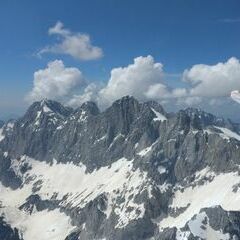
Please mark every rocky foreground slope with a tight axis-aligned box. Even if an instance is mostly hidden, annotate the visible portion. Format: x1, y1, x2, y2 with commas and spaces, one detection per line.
1, 96, 240, 240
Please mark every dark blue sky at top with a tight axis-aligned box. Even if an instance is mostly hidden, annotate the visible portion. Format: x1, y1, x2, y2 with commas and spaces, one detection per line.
0, 0, 240, 118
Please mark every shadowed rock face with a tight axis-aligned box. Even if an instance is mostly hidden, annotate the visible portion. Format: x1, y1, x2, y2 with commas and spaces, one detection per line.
0, 217, 22, 240
1, 96, 240, 240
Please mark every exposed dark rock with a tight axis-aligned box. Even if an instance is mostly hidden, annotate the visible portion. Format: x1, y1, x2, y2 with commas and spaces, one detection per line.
0, 217, 22, 240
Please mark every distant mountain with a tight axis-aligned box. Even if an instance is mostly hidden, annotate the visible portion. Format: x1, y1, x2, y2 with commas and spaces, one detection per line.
0, 96, 240, 240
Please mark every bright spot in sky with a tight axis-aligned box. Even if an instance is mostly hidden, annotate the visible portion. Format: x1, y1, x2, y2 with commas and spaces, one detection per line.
231, 90, 240, 104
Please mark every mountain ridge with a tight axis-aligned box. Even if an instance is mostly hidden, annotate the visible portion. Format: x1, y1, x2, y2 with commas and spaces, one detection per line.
1, 96, 240, 240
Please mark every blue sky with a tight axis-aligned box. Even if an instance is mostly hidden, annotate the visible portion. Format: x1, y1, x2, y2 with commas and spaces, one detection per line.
1, 0, 240, 120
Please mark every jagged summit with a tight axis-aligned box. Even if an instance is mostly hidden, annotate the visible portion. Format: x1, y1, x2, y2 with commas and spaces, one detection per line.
25, 96, 230, 128
78, 101, 100, 115
111, 95, 139, 106
24, 95, 166, 122
27, 99, 73, 117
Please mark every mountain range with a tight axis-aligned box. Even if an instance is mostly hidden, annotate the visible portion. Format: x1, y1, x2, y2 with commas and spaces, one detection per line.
1, 96, 240, 240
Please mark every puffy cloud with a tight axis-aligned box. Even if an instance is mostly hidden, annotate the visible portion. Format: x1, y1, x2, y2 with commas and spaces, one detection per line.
183, 57, 240, 98
182, 96, 202, 106
39, 21, 103, 61
145, 83, 171, 99
98, 55, 166, 106
67, 83, 100, 108
26, 56, 240, 111
26, 60, 84, 102
145, 85, 187, 100
95, 56, 240, 108
64, 56, 168, 108
48, 21, 70, 36
67, 55, 189, 108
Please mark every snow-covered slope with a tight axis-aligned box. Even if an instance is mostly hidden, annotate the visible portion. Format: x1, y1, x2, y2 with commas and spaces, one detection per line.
0, 156, 154, 239
160, 168, 240, 229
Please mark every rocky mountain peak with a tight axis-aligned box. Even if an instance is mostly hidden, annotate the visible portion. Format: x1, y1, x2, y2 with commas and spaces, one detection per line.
17, 99, 73, 131
39, 99, 73, 117
110, 95, 140, 113
24, 99, 73, 120
78, 101, 100, 116
176, 107, 226, 131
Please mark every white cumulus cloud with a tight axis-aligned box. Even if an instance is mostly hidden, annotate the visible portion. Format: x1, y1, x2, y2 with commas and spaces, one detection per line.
26, 55, 240, 114
38, 21, 103, 61
66, 55, 195, 108
26, 60, 84, 102
72, 56, 240, 108
183, 57, 240, 98
98, 55, 168, 106
67, 83, 100, 108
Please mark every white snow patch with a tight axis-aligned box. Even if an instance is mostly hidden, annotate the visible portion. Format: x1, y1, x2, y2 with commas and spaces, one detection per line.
191, 130, 199, 135
188, 211, 230, 240
214, 126, 240, 141
0, 156, 151, 231
203, 129, 213, 135
95, 134, 107, 143
151, 108, 167, 122
108, 134, 125, 149
138, 146, 152, 156
35, 111, 42, 126
43, 105, 52, 113
157, 182, 172, 193
0, 128, 4, 142
3, 152, 8, 157
137, 140, 158, 157
56, 125, 63, 130
6, 122, 14, 130
134, 142, 139, 149
160, 169, 240, 229
0, 170, 69, 239
0, 204, 74, 240
78, 110, 87, 122
157, 166, 167, 174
